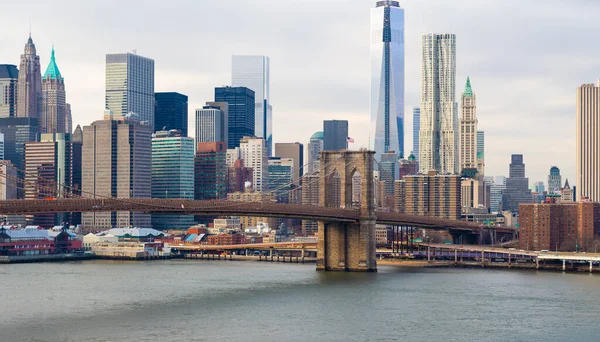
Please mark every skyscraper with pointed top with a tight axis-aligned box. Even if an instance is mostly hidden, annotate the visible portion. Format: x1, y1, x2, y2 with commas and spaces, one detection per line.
370, 1, 404, 162
16, 34, 42, 121
41, 46, 68, 134
460, 77, 477, 172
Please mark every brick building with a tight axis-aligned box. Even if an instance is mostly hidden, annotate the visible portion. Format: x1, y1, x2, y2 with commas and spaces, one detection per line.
519, 202, 600, 251
394, 171, 461, 220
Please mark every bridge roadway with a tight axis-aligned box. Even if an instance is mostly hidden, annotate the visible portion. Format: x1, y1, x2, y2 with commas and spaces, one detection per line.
0, 199, 505, 234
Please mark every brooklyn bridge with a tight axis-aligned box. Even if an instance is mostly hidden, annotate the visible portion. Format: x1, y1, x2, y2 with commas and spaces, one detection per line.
0, 150, 513, 272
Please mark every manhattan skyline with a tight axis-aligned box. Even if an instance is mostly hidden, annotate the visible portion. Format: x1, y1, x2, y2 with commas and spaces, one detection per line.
0, 0, 597, 184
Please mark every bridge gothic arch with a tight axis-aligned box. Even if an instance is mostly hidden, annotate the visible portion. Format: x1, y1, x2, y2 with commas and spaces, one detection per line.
317, 151, 377, 272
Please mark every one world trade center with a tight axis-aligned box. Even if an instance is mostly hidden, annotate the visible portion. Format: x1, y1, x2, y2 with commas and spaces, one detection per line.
370, 1, 404, 162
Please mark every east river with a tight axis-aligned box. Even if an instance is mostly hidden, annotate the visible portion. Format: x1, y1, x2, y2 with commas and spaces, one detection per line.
1, 260, 600, 342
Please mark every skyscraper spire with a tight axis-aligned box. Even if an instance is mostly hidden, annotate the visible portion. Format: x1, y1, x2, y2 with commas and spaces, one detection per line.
43, 45, 62, 80
16, 33, 42, 120
464, 76, 473, 96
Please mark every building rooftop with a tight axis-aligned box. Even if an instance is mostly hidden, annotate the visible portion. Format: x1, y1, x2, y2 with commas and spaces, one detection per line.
97, 228, 170, 238
0, 64, 18, 79
463, 77, 473, 96
43, 46, 62, 80
310, 131, 324, 140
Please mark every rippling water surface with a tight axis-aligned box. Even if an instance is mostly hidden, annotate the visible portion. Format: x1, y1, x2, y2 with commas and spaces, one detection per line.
1, 260, 600, 341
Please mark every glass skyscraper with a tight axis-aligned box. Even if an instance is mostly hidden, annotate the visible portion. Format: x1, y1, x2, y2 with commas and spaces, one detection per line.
412, 107, 420, 162
268, 157, 294, 204
370, 1, 404, 160
214, 86, 255, 149
105, 53, 155, 127
231, 55, 272, 155
323, 120, 348, 151
154, 92, 188, 136
151, 130, 195, 230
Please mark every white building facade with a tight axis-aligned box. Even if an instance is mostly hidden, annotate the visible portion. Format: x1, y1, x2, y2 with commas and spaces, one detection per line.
240, 136, 269, 192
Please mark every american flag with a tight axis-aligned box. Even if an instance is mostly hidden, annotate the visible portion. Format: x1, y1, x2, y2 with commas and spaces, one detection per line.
347, 137, 355, 143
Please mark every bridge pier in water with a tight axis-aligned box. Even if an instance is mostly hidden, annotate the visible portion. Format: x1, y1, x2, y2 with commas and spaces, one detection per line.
317, 151, 377, 272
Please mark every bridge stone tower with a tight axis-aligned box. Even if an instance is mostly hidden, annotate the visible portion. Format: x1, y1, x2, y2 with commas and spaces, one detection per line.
317, 150, 377, 272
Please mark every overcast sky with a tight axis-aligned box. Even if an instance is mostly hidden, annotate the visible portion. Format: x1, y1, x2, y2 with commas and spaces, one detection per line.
1, 0, 599, 187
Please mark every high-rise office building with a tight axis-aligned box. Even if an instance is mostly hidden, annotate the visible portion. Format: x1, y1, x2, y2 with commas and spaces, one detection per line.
476, 131, 485, 175
548, 166, 562, 194
240, 136, 268, 192
65, 103, 72, 134
231, 56, 272, 155
307, 131, 324, 174
534, 181, 546, 195
420, 33, 458, 174
41, 47, 67, 134
194, 142, 227, 200
0, 65, 18, 118
214, 86, 255, 149
268, 157, 293, 204
0, 160, 17, 200
301, 173, 320, 236
275, 142, 303, 186
489, 176, 506, 213
370, 1, 404, 160
82, 110, 152, 230
25, 133, 79, 227
323, 120, 348, 151
501, 155, 532, 213
154, 92, 188, 136
151, 130, 195, 230
459, 77, 477, 172
195, 105, 227, 147
0, 117, 38, 198
105, 53, 155, 127
576, 81, 600, 201
412, 107, 420, 162
16, 35, 42, 121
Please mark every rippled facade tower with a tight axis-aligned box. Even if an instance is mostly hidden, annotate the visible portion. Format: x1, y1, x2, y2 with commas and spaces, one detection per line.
370, 1, 404, 160
16, 35, 42, 121
41, 47, 67, 134
420, 33, 458, 174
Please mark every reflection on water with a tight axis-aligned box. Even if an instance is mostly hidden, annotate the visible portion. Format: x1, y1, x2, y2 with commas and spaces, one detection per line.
1, 260, 600, 342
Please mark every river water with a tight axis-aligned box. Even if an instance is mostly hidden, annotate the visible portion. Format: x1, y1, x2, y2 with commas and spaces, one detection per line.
1, 260, 599, 342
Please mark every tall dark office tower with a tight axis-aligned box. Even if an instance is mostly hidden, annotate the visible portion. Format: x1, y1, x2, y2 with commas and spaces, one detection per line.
214, 86, 255, 148
16, 35, 42, 121
0, 65, 18, 118
154, 92, 188, 136
0, 117, 38, 198
195, 142, 227, 200
323, 120, 348, 151
501, 154, 532, 213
